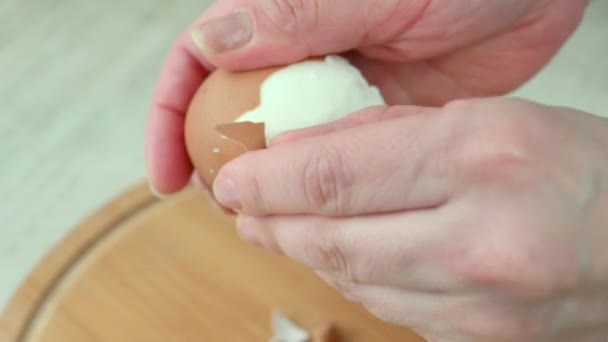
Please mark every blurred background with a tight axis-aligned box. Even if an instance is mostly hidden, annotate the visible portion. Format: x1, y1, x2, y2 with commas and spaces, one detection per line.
1, 0, 607, 312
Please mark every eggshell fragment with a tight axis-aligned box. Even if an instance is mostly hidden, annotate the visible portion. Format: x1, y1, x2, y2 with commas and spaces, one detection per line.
216, 121, 267, 151
269, 311, 310, 342
210, 121, 267, 174
184, 65, 282, 187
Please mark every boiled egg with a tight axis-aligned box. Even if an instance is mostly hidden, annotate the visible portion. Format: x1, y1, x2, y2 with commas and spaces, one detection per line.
184, 55, 386, 188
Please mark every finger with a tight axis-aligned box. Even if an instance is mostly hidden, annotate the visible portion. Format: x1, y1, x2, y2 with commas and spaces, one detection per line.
213, 105, 452, 216
190, 172, 236, 216
145, 0, 243, 195
145, 22, 216, 195
188, 0, 583, 108
146, 0, 583, 195
329, 282, 469, 342
317, 272, 496, 342
235, 212, 465, 291
190, 0, 540, 70
145, 46, 205, 195
269, 105, 435, 146
189, 0, 423, 69
332, 279, 547, 342
348, 0, 587, 107
321, 278, 451, 333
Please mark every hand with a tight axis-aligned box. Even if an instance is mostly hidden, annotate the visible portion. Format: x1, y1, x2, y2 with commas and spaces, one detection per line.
212, 97, 608, 342
145, 0, 588, 195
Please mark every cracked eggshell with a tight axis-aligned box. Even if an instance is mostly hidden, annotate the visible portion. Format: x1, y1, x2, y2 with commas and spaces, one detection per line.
185, 55, 386, 189
184, 64, 283, 187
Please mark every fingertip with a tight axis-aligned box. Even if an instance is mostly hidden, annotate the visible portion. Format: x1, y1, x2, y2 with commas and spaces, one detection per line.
144, 112, 193, 196
146, 173, 192, 198
190, 171, 238, 216
188, 9, 258, 70
148, 181, 171, 199
144, 38, 210, 198
212, 170, 242, 212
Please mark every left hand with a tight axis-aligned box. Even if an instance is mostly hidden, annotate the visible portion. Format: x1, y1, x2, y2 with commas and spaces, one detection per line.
213, 97, 608, 342
145, 0, 587, 196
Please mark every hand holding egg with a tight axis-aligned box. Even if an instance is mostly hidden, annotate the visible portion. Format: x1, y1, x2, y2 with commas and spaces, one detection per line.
143, 0, 606, 341
184, 55, 385, 188
214, 97, 608, 342
145, 0, 581, 196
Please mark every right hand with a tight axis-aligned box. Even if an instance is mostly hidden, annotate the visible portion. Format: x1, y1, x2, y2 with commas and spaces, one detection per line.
145, 0, 588, 196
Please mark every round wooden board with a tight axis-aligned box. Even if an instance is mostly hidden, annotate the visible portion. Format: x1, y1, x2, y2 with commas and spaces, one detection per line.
1, 183, 424, 342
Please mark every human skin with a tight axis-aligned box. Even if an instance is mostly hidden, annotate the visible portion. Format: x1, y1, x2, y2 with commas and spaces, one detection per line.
213, 97, 608, 341
145, 0, 588, 195
144, 0, 608, 341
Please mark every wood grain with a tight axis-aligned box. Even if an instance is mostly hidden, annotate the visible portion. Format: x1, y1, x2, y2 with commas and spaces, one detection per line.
0, 183, 425, 342
0, 0, 212, 311
3, 0, 608, 322
0, 184, 156, 342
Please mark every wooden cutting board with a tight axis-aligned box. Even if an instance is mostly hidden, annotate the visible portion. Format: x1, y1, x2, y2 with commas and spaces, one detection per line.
0, 183, 425, 342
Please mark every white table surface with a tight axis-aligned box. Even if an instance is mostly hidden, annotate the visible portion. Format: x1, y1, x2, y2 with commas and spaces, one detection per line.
1, 0, 607, 313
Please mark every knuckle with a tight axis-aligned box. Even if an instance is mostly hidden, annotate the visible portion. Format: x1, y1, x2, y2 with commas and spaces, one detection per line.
445, 100, 540, 185
454, 231, 524, 288
452, 220, 560, 298
308, 229, 354, 281
261, 0, 317, 33
457, 245, 525, 290
302, 145, 352, 215
471, 131, 531, 173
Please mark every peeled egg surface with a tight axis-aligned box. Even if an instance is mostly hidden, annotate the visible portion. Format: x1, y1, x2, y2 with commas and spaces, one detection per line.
184, 55, 386, 187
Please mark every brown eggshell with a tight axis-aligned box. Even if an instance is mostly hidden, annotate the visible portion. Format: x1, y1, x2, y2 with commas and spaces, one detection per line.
184, 65, 283, 187
216, 121, 267, 151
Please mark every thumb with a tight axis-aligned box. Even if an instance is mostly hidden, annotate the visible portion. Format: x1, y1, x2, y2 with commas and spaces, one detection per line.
190, 0, 428, 69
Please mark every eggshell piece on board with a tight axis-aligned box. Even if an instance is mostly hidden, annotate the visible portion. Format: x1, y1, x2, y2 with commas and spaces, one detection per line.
184, 65, 282, 187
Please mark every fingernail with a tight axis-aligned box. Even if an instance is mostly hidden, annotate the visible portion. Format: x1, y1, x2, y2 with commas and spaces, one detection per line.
191, 173, 238, 215
148, 182, 169, 199
213, 176, 241, 211
202, 186, 238, 216
191, 11, 254, 53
